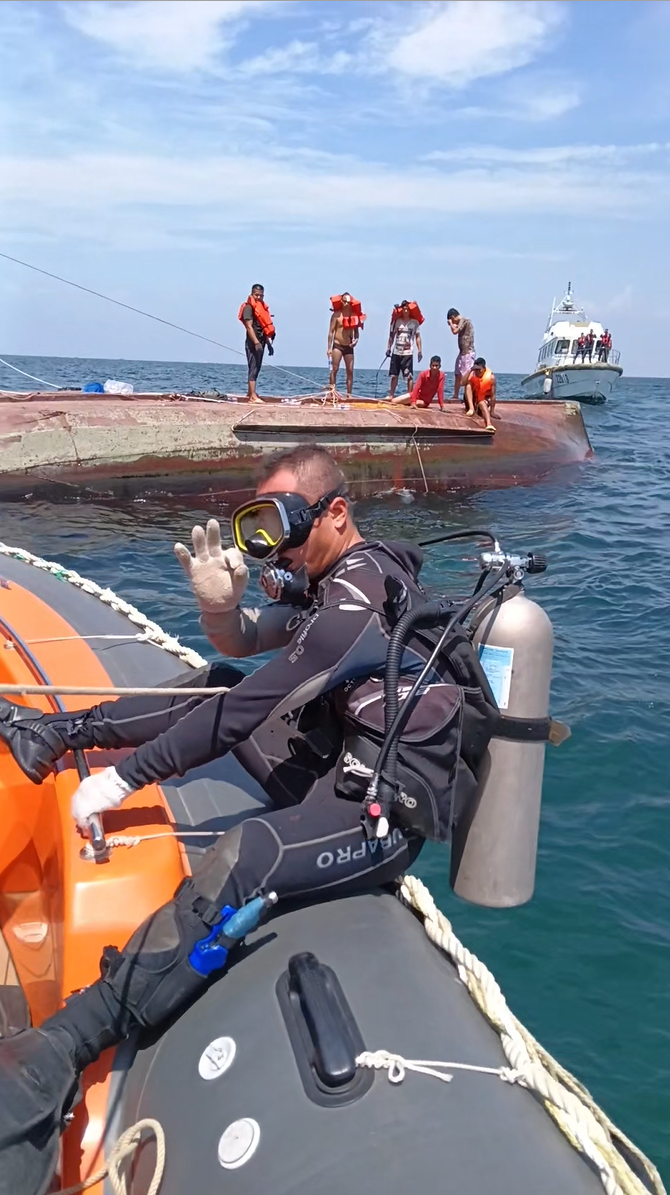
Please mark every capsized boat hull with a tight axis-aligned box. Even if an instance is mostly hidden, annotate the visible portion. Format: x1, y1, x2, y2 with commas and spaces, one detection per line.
0, 549, 608, 1194
0, 392, 592, 498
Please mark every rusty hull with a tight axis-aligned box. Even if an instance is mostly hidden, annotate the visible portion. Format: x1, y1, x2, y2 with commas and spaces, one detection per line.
0, 392, 592, 499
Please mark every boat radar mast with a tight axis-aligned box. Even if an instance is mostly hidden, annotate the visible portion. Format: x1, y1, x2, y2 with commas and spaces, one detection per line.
546, 282, 585, 330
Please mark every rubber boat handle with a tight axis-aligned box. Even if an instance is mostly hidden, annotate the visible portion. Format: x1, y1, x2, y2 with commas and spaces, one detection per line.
73, 748, 109, 862
288, 953, 359, 1087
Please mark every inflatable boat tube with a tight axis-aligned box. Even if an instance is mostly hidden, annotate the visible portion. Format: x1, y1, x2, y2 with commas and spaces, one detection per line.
0, 552, 608, 1195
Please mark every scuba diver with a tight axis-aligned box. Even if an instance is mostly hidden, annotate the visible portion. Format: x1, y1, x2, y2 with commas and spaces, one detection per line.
0, 445, 500, 1195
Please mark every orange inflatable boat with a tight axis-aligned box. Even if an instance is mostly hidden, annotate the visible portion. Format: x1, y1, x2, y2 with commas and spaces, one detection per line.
0, 545, 652, 1195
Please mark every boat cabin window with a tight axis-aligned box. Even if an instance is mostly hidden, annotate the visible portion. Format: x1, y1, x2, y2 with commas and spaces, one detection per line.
555, 339, 570, 355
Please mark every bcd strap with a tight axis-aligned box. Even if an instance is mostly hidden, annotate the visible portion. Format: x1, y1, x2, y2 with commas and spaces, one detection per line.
494, 714, 570, 746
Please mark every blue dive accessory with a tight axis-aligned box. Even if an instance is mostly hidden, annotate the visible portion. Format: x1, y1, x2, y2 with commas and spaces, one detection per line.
188, 892, 278, 977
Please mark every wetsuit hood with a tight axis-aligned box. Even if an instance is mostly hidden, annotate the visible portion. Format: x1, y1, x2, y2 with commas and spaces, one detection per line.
374, 540, 424, 582
312, 539, 424, 595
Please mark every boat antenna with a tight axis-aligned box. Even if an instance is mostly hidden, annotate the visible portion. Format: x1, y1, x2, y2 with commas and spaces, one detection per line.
0, 251, 328, 395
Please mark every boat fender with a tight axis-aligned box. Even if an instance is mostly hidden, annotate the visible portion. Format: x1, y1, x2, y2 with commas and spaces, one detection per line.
450, 590, 568, 908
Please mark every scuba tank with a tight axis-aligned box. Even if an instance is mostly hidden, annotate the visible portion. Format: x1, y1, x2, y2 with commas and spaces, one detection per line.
357, 534, 568, 909
450, 548, 565, 907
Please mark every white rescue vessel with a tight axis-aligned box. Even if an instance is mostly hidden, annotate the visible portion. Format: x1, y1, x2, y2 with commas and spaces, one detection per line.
521, 284, 622, 403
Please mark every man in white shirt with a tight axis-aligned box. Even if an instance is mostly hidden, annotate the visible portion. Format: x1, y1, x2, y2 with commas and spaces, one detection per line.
386, 300, 423, 398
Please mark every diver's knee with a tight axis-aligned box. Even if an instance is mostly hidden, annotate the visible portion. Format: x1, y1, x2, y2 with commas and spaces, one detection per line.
102, 889, 212, 1029
189, 823, 246, 903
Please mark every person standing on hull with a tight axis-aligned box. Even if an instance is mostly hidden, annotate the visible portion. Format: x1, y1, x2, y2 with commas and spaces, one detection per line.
239, 283, 275, 403
464, 357, 496, 432
447, 306, 475, 404
327, 292, 365, 397
0, 445, 496, 1195
386, 299, 423, 399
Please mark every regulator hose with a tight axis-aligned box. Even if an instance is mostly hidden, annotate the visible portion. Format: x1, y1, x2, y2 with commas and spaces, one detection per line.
366, 564, 509, 822
378, 599, 453, 811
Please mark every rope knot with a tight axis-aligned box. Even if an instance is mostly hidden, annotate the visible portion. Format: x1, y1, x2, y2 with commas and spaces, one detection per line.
356, 1050, 407, 1083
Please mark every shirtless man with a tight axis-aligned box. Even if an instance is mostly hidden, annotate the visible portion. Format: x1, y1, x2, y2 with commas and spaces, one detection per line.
327, 293, 359, 397
447, 307, 475, 404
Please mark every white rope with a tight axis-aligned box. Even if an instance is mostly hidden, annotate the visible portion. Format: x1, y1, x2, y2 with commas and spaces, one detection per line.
58, 1117, 165, 1195
13, 633, 157, 645
0, 356, 61, 390
0, 684, 230, 697
79, 829, 229, 860
0, 543, 207, 670
410, 431, 429, 494
356, 1049, 521, 1086
397, 874, 665, 1195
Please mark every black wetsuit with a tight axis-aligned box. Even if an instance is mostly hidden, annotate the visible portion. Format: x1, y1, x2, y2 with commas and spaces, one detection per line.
0, 542, 437, 1195
64, 542, 432, 920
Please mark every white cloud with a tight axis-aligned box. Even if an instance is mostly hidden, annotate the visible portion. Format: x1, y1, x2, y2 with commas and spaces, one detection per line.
424, 143, 670, 166
377, 0, 565, 87
2, 145, 667, 252
606, 285, 634, 314
521, 84, 581, 121
237, 40, 353, 78
63, 0, 268, 73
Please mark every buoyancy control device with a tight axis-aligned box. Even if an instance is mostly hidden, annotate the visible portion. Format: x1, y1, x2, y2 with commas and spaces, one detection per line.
342, 531, 569, 908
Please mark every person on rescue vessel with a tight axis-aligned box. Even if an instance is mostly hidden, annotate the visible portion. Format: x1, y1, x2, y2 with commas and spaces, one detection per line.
240, 283, 275, 403
327, 292, 362, 397
0, 444, 497, 1195
464, 357, 496, 433
386, 299, 423, 398
447, 307, 475, 404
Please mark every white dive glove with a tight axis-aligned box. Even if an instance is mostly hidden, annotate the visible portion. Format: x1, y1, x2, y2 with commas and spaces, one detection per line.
174, 518, 248, 615
71, 766, 134, 831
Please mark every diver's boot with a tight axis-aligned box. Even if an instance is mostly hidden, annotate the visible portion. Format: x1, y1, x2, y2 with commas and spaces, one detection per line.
0, 699, 98, 784
0, 881, 216, 1195
0, 1026, 80, 1195
0, 829, 249, 1195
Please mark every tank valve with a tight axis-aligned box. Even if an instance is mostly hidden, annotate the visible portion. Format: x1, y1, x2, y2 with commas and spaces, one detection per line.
479, 549, 548, 575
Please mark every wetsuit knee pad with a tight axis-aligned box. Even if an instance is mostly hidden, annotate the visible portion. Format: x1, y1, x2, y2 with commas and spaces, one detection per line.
100, 886, 215, 1029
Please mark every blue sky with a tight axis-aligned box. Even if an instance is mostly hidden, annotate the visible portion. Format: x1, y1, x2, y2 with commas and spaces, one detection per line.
1, 0, 669, 376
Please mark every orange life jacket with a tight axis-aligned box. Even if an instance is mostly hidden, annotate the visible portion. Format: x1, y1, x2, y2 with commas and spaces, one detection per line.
390, 301, 424, 326
469, 368, 494, 402
238, 296, 275, 338
330, 294, 366, 329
